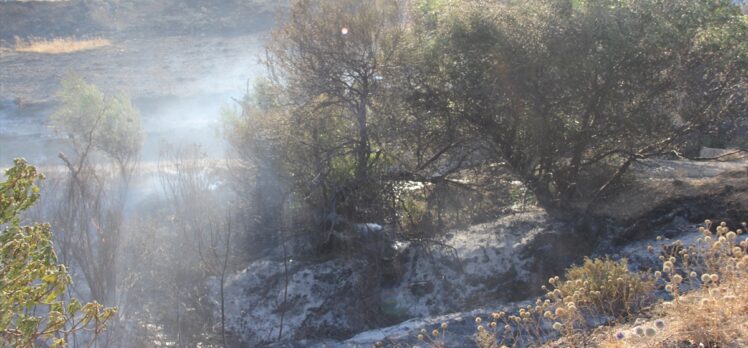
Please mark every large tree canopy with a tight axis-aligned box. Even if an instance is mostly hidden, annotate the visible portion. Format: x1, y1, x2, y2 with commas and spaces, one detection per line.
406, 0, 748, 209
228, 0, 748, 237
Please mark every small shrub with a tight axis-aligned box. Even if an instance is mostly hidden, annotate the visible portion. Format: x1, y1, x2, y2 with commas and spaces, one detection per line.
651, 221, 748, 346
551, 257, 654, 319
413, 324, 449, 348
474, 327, 500, 348
0, 159, 116, 347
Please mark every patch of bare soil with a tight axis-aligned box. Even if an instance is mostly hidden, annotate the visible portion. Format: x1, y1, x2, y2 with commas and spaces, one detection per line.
593, 158, 748, 222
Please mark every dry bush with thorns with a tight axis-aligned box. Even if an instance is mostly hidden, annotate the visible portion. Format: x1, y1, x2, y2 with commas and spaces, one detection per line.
457, 258, 651, 347
599, 220, 748, 348
553, 257, 654, 320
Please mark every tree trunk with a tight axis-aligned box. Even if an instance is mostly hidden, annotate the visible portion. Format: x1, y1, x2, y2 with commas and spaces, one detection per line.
355, 99, 370, 184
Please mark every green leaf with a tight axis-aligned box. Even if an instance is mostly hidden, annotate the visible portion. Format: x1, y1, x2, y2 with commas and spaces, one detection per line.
42, 273, 57, 284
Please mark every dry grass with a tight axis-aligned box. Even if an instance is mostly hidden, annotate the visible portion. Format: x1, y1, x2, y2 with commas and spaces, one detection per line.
491, 221, 746, 348
594, 222, 748, 348
14, 37, 111, 54
597, 275, 748, 347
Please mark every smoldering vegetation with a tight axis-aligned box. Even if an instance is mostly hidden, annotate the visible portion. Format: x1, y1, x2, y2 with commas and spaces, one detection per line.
1, 1, 747, 348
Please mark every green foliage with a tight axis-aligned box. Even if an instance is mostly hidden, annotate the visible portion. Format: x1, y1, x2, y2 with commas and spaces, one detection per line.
261, 0, 407, 222
409, 0, 748, 208
0, 159, 116, 347
50, 74, 142, 304
227, 0, 748, 242
52, 74, 142, 167
550, 257, 654, 319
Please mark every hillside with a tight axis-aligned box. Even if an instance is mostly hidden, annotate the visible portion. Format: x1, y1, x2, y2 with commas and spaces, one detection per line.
0, 0, 283, 41
1, 1, 746, 347
209, 157, 748, 347
0, 0, 289, 104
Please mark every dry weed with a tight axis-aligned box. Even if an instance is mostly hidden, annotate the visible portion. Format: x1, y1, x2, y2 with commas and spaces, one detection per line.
397, 221, 747, 348
598, 221, 748, 348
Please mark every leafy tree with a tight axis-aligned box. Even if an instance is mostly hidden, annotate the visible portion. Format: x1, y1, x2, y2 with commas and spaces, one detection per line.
409, 0, 748, 210
264, 0, 406, 222
52, 74, 142, 176
50, 74, 142, 305
229, 0, 747, 241
0, 158, 116, 347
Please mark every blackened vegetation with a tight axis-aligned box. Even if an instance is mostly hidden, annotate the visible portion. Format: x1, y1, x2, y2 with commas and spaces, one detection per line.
3, 0, 747, 347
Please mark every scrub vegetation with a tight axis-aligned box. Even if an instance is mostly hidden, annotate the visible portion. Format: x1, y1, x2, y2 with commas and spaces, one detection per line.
410, 222, 747, 348
1, 0, 746, 347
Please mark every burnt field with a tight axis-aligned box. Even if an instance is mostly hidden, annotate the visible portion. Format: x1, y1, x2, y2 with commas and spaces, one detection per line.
0, 0, 280, 104
0, 0, 282, 165
1, 34, 264, 104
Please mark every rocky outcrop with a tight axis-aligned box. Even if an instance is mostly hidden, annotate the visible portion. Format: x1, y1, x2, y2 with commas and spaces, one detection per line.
214, 210, 601, 346
215, 159, 747, 347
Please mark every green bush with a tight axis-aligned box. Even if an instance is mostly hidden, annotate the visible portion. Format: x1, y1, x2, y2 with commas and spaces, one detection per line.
0, 159, 116, 347
52, 74, 142, 169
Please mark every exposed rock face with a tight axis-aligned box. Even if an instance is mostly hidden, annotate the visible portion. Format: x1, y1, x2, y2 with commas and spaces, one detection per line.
215, 210, 597, 346
384, 210, 581, 316
216, 258, 378, 345
216, 160, 747, 347
338, 220, 748, 348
